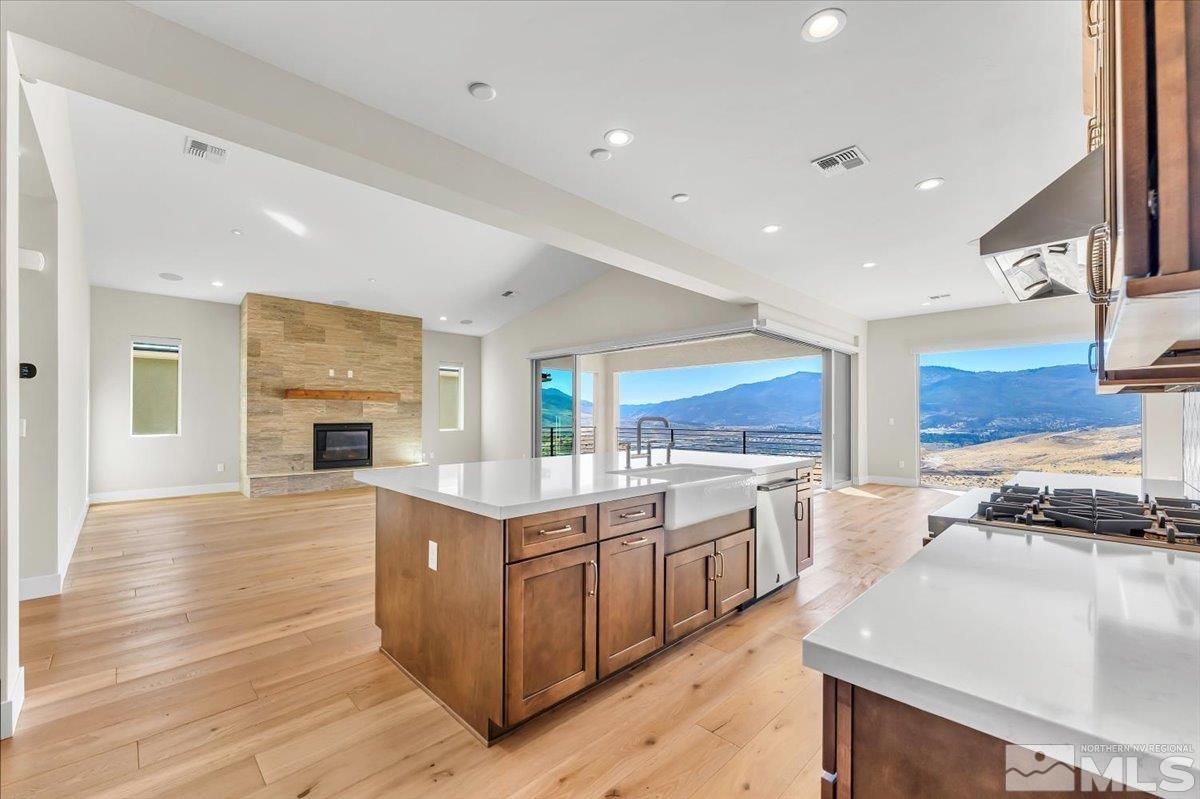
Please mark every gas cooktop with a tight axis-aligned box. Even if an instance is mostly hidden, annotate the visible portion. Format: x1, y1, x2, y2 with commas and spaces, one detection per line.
971, 484, 1200, 549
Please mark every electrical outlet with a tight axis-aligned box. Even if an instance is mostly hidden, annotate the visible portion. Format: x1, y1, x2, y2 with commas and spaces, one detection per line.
899, 460, 906, 469
888, 417, 895, 426
19, 418, 27, 438
427, 540, 438, 571
347, 369, 354, 378
328, 369, 335, 377
216, 463, 225, 473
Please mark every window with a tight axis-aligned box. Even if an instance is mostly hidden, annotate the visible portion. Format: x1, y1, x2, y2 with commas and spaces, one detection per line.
438, 365, 464, 431
919, 341, 1141, 488
131, 339, 181, 436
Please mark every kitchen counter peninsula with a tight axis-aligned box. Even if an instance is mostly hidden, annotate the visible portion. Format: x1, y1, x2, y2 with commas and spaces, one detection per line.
804, 522, 1200, 798
356, 450, 815, 744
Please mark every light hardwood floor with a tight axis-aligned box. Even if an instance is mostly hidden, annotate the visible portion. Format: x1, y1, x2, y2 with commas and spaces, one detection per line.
2, 483, 956, 798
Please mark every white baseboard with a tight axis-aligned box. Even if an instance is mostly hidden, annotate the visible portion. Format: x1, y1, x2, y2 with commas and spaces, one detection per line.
1, 666, 25, 739
88, 482, 239, 504
863, 475, 920, 487
59, 500, 90, 578
20, 571, 64, 600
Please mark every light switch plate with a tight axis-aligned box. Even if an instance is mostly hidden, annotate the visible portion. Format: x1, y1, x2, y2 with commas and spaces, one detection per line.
427, 540, 438, 571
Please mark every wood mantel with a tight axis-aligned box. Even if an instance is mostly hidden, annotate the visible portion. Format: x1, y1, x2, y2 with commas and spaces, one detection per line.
283, 388, 405, 402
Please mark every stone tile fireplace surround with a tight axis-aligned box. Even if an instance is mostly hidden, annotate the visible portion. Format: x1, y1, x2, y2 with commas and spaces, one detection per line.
240, 293, 422, 497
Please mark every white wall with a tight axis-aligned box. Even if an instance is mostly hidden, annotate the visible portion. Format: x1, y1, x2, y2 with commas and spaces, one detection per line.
20, 82, 91, 599
1142, 394, 1184, 484
422, 330, 481, 465
18, 195, 58, 589
481, 269, 762, 461
90, 287, 239, 501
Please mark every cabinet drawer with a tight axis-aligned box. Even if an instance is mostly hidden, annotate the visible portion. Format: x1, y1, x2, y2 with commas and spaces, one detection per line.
506, 505, 599, 562
599, 493, 665, 540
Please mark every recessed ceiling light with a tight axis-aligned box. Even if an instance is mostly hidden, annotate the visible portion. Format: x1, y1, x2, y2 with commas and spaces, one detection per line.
211, 280, 224, 287
367, 278, 376, 284
761, 224, 782, 234
460, 319, 473, 325
158, 272, 183, 282
230, 228, 243, 236
914, 177, 945, 192
603, 129, 634, 147
467, 82, 496, 101
671, 193, 691, 203
264, 209, 307, 236
439, 316, 448, 321
802, 8, 847, 42
861, 262, 877, 269
590, 148, 612, 161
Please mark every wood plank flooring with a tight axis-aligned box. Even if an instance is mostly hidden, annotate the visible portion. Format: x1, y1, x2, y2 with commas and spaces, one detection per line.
2, 483, 957, 798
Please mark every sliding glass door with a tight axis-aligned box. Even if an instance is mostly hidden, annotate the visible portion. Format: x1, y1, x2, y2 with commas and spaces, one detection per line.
533, 356, 578, 456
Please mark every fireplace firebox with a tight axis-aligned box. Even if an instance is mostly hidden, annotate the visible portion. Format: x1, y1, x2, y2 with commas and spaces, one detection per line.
313, 423, 373, 470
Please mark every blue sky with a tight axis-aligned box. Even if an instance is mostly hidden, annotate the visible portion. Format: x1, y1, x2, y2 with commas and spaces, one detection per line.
541, 357, 821, 405
616, 357, 820, 405
920, 340, 1090, 372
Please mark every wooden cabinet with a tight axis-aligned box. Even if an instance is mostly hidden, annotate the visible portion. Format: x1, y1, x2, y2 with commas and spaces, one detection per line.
714, 528, 755, 616
665, 529, 755, 641
505, 545, 597, 725
797, 494, 813, 572
506, 504, 598, 562
598, 529, 665, 677
664, 541, 716, 643
599, 493, 665, 540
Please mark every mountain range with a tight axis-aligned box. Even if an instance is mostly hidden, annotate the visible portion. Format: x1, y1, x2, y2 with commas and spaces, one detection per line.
543, 362, 1139, 444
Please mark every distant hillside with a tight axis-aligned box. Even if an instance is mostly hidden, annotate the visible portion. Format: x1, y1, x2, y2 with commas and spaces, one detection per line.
921, 424, 1142, 488
620, 370, 821, 430
920, 363, 1139, 445
540, 387, 593, 428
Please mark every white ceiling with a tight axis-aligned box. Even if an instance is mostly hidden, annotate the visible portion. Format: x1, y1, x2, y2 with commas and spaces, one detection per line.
60, 87, 609, 335
132, 0, 1085, 320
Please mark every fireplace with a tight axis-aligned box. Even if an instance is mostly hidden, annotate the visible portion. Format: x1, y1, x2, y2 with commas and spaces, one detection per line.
313, 423, 373, 470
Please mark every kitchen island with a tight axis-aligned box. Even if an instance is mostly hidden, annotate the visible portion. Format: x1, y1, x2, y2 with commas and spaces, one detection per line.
803, 522, 1200, 798
356, 450, 814, 743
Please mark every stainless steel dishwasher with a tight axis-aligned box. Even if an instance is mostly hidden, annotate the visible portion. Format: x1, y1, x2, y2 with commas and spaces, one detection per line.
755, 469, 801, 597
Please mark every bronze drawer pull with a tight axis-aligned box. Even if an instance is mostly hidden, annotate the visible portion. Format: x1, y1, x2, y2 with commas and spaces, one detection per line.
715, 551, 725, 579
619, 510, 648, 519
587, 560, 597, 596
538, 524, 573, 536
621, 536, 648, 546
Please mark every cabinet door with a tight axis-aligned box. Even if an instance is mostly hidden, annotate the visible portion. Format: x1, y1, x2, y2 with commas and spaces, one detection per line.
598, 529, 665, 677
664, 542, 715, 643
506, 545, 598, 725
797, 495, 813, 572
714, 529, 755, 616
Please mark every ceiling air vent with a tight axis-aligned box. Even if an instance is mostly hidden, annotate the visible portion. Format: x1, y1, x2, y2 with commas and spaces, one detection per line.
811, 145, 868, 176
182, 136, 227, 165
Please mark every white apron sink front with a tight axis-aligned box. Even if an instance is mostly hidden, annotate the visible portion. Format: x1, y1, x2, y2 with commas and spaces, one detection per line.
609, 463, 759, 530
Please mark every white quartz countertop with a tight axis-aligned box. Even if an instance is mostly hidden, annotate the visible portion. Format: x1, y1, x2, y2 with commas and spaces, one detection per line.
354, 450, 813, 519
803, 523, 1200, 797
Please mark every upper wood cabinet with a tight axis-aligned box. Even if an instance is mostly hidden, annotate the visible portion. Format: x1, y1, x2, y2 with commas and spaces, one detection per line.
505, 545, 598, 725
598, 529, 665, 678
1110, 0, 1199, 282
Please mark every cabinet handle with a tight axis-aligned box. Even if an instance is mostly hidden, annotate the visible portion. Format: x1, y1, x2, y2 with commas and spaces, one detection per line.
538, 524, 573, 536
621, 536, 649, 547
796, 501, 805, 522
619, 510, 648, 519
707, 554, 717, 582
715, 551, 724, 579
587, 560, 597, 596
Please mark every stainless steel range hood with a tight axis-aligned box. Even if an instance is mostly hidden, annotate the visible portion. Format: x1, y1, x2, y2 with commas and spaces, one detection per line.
979, 147, 1105, 302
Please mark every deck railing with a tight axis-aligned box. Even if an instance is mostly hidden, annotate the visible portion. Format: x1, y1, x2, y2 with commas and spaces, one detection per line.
539, 426, 822, 483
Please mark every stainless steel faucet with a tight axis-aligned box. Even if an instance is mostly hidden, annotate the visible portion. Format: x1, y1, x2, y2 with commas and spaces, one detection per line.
618, 441, 652, 469
635, 416, 671, 462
